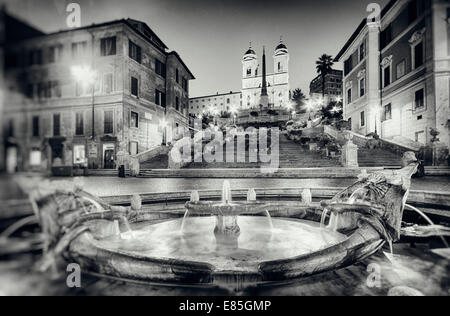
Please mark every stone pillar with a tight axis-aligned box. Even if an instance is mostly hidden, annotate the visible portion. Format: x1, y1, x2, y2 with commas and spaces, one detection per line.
129, 156, 140, 177
432, 141, 449, 166
367, 22, 381, 135
431, 0, 450, 155
341, 134, 359, 168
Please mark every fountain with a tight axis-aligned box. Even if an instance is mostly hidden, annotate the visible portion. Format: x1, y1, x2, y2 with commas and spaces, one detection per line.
28, 152, 445, 290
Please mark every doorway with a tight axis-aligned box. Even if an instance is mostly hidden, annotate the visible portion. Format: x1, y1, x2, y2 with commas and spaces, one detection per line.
104, 149, 115, 169
103, 143, 116, 169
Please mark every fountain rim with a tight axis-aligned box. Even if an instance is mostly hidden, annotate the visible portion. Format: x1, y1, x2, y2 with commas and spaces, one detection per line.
67, 214, 384, 286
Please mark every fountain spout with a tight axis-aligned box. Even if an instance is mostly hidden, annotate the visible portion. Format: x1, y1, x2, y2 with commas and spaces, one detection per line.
221, 180, 233, 204
247, 188, 257, 201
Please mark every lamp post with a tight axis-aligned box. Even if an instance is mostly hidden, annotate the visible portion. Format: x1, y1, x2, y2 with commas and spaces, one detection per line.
306, 100, 315, 121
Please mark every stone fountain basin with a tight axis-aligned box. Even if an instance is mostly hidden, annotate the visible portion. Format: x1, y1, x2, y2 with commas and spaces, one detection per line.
185, 201, 281, 216
65, 208, 385, 287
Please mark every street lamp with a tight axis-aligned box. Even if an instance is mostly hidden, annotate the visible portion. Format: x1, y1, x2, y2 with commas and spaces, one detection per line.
306, 100, 315, 120
71, 65, 97, 138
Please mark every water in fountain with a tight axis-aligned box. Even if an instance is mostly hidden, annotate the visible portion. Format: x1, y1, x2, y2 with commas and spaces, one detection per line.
320, 208, 329, 228
181, 190, 200, 233
265, 210, 274, 230
247, 188, 273, 230
405, 204, 449, 248
120, 216, 135, 239
222, 180, 232, 205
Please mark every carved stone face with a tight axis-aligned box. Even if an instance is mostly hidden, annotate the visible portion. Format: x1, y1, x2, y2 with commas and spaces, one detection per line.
401, 151, 417, 167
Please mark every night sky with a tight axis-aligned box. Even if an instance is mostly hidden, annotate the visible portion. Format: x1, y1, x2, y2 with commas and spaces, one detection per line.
1, 0, 389, 97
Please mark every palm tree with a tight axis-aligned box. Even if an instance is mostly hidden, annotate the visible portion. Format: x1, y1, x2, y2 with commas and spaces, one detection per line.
315, 54, 334, 97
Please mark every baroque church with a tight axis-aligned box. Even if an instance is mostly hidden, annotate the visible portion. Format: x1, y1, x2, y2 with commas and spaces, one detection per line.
241, 39, 290, 110
188, 39, 290, 117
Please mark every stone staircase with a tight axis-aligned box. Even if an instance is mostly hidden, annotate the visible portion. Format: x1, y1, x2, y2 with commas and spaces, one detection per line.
278, 135, 340, 168
184, 134, 340, 169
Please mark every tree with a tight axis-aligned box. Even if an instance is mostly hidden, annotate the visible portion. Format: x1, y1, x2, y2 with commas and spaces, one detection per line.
315, 54, 334, 97
291, 88, 307, 113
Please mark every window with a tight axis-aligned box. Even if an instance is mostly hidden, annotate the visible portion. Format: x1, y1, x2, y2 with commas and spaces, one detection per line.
278, 62, 282, 72
344, 57, 353, 76
72, 41, 87, 59
38, 83, 46, 99
101, 37, 116, 56
73, 145, 86, 164
131, 77, 139, 97
103, 73, 113, 94
396, 60, 406, 79
359, 78, 365, 97
347, 88, 352, 104
28, 49, 42, 66
360, 111, 365, 127
348, 118, 352, 130
50, 81, 61, 98
227, 98, 230, 104
176, 96, 180, 111
130, 111, 139, 128
129, 40, 142, 63
53, 113, 61, 136
415, 130, 425, 144
32, 116, 39, 137
176, 69, 179, 84
414, 88, 425, 110
383, 104, 392, 121
413, 41, 424, 69
247, 68, 251, 77
48, 45, 62, 63
359, 41, 366, 62
155, 89, 166, 107
155, 59, 166, 78
75, 112, 84, 136
182, 77, 188, 92
383, 65, 391, 87
104, 110, 114, 134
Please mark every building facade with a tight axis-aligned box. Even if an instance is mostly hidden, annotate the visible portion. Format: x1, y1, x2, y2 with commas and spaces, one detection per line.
242, 41, 290, 110
1, 12, 194, 172
189, 91, 242, 117
335, 0, 449, 153
188, 39, 290, 120
309, 69, 343, 103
